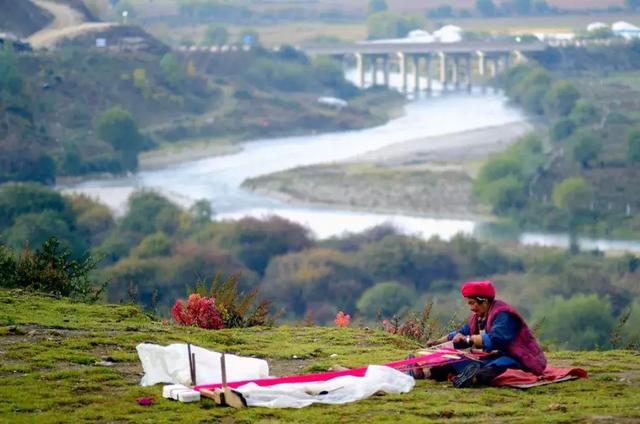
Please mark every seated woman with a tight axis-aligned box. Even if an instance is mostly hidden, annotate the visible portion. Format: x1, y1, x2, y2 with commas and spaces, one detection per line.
424, 280, 546, 388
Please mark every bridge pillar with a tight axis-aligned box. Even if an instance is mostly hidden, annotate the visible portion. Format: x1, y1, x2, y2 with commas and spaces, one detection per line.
425, 54, 432, 92
382, 55, 390, 87
355, 53, 366, 88
489, 58, 498, 78
412, 55, 420, 92
398, 52, 408, 92
371, 56, 379, 86
465, 54, 473, 92
452, 56, 460, 89
439, 52, 447, 89
503, 53, 511, 71
477, 51, 486, 77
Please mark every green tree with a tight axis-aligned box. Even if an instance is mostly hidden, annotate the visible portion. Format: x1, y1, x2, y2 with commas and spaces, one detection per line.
368, 0, 388, 15
204, 25, 229, 45
95, 106, 143, 170
569, 130, 602, 168
366, 12, 426, 40
481, 176, 527, 214
189, 199, 213, 226
552, 177, 592, 216
0, 183, 69, 229
132, 232, 172, 258
539, 294, 615, 349
0, 46, 23, 97
356, 281, 415, 318
544, 81, 580, 117
550, 118, 576, 142
3, 210, 87, 258
476, 0, 497, 16
626, 129, 640, 163
570, 99, 600, 125
0, 238, 104, 302
160, 53, 185, 87
121, 190, 182, 236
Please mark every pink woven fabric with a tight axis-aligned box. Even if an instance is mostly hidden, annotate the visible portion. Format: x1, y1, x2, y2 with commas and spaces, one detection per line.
491, 366, 588, 388
194, 348, 468, 391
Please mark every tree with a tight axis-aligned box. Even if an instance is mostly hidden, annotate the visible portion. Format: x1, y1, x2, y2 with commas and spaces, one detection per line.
204, 25, 229, 45
570, 99, 600, 125
552, 177, 592, 217
189, 199, 213, 225
132, 232, 172, 258
476, 0, 497, 16
160, 53, 185, 87
544, 81, 580, 117
627, 129, 640, 163
368, 0, 388, 15
95, 106, 143, 170
539, 294, 615, 349
356, 281, 415, 319
120, 190, 182, 236
569, 130, 602, 168
366, 12, 426, 40
550, 118, 576, 142
0, 183, 69, 229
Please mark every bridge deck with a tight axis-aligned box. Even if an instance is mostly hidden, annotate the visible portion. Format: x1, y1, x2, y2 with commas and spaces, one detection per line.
302, 41, 546, 55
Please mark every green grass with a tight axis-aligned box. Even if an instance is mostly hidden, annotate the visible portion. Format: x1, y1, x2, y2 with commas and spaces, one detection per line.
1, 288, 639, 423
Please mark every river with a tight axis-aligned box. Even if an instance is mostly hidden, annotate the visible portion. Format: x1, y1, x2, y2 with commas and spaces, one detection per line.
65, 81, 640, 253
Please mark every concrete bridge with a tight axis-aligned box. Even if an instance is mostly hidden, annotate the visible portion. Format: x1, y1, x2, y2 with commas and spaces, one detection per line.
302, 40, 547, 91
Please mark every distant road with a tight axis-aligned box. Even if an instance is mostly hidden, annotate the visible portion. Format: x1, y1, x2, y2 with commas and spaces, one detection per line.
27, 0, 116, 49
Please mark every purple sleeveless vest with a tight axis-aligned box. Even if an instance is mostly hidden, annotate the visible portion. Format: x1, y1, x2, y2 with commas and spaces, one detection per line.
469, 299, 547, 375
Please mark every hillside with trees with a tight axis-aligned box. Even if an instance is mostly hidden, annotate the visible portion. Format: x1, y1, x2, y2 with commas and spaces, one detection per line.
2, 183, 639, 350
473, 41, 640, 239
0, 40, 399, 184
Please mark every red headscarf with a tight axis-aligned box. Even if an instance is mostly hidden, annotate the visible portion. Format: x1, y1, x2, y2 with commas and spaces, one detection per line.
461, 280, 495, 298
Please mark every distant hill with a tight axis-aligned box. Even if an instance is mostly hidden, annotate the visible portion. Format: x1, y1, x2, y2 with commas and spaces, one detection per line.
0, 0, 53, 37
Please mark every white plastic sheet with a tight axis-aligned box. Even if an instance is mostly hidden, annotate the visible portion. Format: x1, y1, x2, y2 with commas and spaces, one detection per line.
234, 365, 415, 408
136, 343, 269, 386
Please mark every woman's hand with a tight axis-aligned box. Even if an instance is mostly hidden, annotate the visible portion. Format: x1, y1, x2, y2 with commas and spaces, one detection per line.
451, 333, 466, 344
425, 336, 447, 347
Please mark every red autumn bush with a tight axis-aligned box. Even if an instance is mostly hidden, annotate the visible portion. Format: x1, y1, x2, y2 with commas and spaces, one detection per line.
171, 293, 224, 329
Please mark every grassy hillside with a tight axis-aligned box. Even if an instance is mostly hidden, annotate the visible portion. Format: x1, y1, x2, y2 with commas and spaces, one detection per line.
1, 288, 639, 423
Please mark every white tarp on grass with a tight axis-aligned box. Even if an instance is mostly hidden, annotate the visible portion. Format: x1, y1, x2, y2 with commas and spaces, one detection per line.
234, 365, 415, 408
136, 343, 415, 408
136, 343, 269, 386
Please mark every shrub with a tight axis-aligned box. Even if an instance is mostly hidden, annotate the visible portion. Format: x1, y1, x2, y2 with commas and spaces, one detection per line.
191, 273, 274, 328
0, 238, 105, 302
171, 293, 224, 329
357, 281, 415, 318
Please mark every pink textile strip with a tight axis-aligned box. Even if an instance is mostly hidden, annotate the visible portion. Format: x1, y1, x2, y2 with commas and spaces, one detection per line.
194, 348, 468, 391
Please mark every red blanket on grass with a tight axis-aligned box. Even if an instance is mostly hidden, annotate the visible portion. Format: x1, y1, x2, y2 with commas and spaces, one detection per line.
491, 366, 588, 388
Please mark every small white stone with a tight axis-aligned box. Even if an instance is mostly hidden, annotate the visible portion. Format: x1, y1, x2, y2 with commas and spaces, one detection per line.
330, 353, 338, 358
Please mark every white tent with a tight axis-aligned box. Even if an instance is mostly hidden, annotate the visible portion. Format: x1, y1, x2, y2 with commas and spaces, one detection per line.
586, 22, 608, 32
433, 25, 463, 43
612, 21, 640, 39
